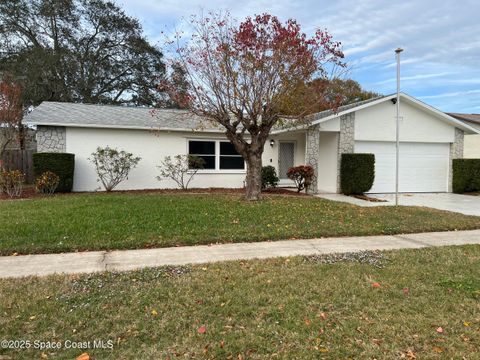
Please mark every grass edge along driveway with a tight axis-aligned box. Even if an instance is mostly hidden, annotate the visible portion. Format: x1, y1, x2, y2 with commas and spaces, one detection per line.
1, 192, 480, 255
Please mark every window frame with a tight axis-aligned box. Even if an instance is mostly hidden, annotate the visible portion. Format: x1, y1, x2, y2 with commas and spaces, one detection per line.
187, 139, 246, 173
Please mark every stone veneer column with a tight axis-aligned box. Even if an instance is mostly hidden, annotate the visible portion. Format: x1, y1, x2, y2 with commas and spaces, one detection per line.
448, 128, 464, 192
305, 125, 320, 194
337, 113, 355, 193
36, 126, 66, 153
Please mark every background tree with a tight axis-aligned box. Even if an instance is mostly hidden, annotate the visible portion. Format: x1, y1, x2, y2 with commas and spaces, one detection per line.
164, 13, 345, 200
308, 78, 380, 111
0, 0, 166, 106
0, 76, 24, 163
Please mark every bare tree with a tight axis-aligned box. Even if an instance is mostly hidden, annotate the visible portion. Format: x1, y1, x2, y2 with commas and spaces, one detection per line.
163, 13, 345, 200
0, 76, 23, 168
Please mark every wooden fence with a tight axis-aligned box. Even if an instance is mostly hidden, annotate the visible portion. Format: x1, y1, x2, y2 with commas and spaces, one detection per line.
1, 150, 36, 183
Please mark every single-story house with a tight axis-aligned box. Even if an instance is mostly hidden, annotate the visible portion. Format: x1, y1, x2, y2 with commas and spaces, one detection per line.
24, 92, 479, 193
447, 113, 480, 158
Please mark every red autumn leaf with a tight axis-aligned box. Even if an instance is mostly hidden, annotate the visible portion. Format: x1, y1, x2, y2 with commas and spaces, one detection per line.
198, 325, 207, 334
403, 287, 410, 295
319, 312, 327, 320
436, 327, 444, 333
304, 318, 311, 326
372, 282, 381, 288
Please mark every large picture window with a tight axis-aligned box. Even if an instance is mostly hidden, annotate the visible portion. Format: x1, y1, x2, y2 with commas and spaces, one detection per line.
188, 140, 245, 171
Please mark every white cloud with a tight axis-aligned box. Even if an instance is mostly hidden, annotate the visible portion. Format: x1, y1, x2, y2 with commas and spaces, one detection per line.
115, 0, 480, 112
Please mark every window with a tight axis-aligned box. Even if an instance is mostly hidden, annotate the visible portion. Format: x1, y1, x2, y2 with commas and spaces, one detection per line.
220, 142, 244, 170
188, 140, 245, 171
188, 140, 215, 169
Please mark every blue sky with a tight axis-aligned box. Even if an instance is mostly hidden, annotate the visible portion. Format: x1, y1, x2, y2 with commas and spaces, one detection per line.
116, 0, 479, 113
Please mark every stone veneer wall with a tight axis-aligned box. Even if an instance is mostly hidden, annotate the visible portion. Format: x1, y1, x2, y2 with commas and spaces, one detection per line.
337, 113, 355, 192
305, 125, 320, 194
36, 126, 66, 153
448, 128, 464, 192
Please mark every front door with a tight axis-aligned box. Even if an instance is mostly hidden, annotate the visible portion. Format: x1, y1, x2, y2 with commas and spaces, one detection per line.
279, 142, 295, 179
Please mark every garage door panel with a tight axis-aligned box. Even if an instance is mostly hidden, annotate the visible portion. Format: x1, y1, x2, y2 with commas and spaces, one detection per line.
355, 141, 449, 193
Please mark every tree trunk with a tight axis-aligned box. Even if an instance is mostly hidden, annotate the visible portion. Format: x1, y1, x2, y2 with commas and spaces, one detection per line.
245, 153, 262, 201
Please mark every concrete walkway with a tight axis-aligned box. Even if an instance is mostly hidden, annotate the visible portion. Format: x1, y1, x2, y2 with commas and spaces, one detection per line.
317, 193, 480, 216
1, 230, 480, 278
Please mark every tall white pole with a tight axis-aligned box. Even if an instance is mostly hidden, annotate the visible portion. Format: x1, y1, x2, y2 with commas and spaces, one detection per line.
395, 48, 403, 206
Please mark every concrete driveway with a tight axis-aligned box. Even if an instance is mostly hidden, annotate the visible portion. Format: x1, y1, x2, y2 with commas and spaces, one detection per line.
317, 193, 480, 216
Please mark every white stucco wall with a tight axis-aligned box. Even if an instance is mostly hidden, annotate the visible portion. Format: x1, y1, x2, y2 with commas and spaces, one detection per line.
66, 127, 306, 191
317, 132, 338, 193
354, 100, 455, 143
464, 135, 480, 158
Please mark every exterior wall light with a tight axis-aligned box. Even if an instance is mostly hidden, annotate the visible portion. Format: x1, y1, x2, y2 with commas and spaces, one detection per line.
270, 139, 275, 147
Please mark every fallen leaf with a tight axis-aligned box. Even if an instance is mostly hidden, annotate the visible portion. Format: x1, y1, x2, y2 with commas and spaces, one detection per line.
319, 312, 327, 320
436, 327, 444, 334
372, 282, 381, 288
219, 340, 225, 348
40, 352, 48, 359
76, 353, 90, 360
319, 347, 329, 353
29, 315, 36, 320
403, 287, 410, 295
433, 346, 444, 353
151, 309, 158, 316
463, 322, 471, 327
304, 318, 311, 326
406, 349, 416, 359
198, 325, 207, 334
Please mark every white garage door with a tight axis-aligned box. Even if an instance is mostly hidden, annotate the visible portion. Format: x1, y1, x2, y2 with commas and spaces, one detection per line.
355, 141, 450, 193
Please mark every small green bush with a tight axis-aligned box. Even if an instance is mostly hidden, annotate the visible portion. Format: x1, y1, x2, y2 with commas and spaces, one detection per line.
33, 153, 75, 192
452, 159, 480, 193
341, 153, 375, 195
261, 165, 279, 189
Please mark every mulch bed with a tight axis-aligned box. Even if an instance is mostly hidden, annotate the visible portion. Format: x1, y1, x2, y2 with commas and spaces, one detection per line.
0, 186, 309, 201
351, 194, 388, 202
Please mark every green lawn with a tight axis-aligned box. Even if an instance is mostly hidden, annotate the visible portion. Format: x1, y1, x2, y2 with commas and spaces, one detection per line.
0, 245, 479, 359
1, 193, 480, 255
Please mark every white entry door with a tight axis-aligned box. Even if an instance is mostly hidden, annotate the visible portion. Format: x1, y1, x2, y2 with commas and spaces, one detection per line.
279, 142, 295, 179
355, 141, 450, 193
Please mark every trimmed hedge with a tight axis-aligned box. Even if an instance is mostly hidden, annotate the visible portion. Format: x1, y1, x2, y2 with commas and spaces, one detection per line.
340, 153, 375, 195
452, 159, 480, 193
33, 153, 75, 192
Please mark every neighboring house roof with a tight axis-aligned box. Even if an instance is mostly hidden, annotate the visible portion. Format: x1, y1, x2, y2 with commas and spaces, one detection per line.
288, 92, 479, 135
23, 101, 224, 132
447, 113, 480, 126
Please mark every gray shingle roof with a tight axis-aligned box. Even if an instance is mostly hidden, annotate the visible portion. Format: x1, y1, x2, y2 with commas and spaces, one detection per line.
24, 101, 223, 132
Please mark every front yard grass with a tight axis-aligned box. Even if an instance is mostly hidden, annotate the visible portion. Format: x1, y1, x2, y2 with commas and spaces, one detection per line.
1, 193, 480, 255
0, 245, 479, 359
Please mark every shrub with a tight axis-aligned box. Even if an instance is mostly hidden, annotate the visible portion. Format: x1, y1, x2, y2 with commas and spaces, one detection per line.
89, 146, 141, 192
452, 159, 480, 193
157, 155, 205, 190
0, 170, 24, 198
340, 153, 375, 195
287, 165, 315, 193
261, 165, 279, 189
33, 153, 75, 192
35, 171, 60, 195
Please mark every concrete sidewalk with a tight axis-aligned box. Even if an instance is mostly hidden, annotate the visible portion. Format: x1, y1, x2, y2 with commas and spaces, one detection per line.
1, 230, 480, 278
